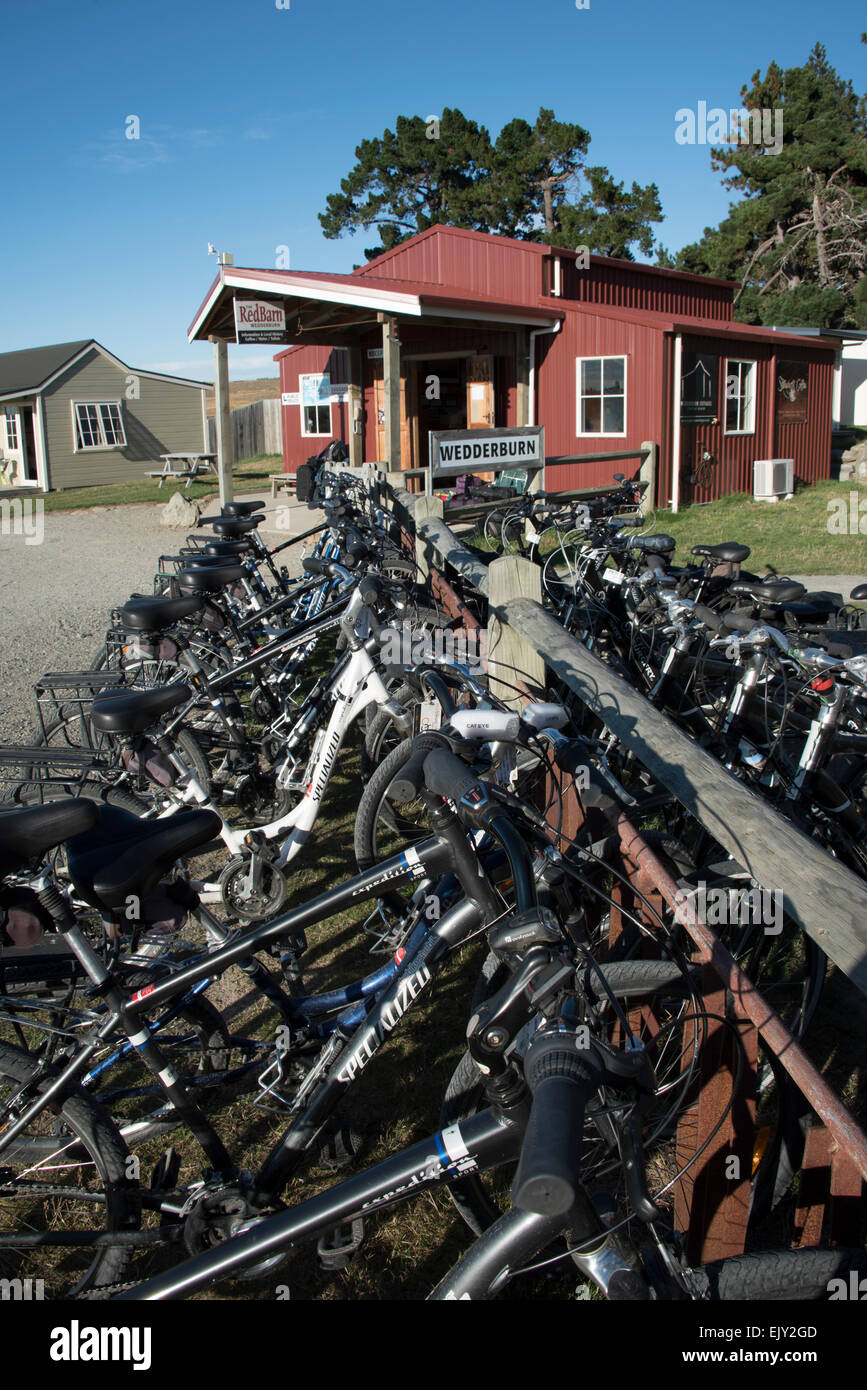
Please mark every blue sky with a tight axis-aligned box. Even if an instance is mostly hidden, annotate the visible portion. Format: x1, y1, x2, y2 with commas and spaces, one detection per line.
1, 0, 863, 380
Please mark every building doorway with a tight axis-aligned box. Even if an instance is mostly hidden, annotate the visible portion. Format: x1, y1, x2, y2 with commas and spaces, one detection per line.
1, 405, 38, 487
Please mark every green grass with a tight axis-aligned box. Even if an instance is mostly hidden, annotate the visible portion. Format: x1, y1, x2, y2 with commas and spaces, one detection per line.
650, 479, 867, 576
37, 454, 281, 512
473, 479, 867, 578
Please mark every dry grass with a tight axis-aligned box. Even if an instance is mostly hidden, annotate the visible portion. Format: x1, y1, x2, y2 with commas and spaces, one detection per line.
204, 378, 281, 419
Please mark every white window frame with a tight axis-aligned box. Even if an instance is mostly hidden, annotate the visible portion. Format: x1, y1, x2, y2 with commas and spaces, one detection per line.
72, 400, 127, 452
299, 374, 333, 438
576, 355, 628, 438
4, 408, 19, 451
724, 360, 756, 436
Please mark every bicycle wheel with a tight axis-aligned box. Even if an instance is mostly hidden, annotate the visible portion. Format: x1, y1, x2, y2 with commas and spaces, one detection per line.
355, 738, 437, 872
0, 1041, 139, 1298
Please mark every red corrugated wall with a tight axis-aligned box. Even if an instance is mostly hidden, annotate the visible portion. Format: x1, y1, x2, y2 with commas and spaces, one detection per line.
278, 345, 350, 471
562, 259, 732, 321
774, 347, 834, 484
356, 226, 734, 320
536, 311, 663, 492
674, 336, 834, 506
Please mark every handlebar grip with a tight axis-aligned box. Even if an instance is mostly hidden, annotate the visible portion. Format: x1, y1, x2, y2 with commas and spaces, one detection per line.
720, 610, 757, 635
388, 735, 450, 802
422, 747, 484, 805
302, 557, 328, 577
693, 603, 724, 634
358, 574, 383, 606
512, 1028, 603, 1216
552, 739, 590, 778
343, 541, 369, 569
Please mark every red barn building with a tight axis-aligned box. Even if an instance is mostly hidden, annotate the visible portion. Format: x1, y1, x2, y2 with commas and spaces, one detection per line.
188, 226, 837, 506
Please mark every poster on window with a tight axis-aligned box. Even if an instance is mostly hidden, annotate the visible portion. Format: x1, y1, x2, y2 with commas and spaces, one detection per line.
776, 361, 808, 424
300, 374, 331, 405
680, 352, 719, 424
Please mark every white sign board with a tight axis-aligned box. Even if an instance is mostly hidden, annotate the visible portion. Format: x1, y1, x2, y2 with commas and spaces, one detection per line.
234, 299, 286, 343
431, 430, 543, 469
330, 383, 350, 401
281, 392, 300, 406
426, 426, 544, 495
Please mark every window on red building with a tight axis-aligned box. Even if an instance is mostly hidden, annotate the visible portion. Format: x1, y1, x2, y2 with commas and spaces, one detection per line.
576, 356, 626, 436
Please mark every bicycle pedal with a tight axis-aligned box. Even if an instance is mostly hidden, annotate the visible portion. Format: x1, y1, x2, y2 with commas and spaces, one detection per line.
316, 1124, 364, 1171
316, 1218, 365, 1270
149, 1145, 181, 1192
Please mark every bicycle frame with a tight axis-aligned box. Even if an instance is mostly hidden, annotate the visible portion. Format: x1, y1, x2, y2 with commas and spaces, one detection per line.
0, 818, 502, 1196
162, 637, 400, 870
122, 1106, 522, 1300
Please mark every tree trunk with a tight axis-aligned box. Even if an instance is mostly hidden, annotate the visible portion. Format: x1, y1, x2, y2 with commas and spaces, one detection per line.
543, 182, 554, 236
812, 181, 832, 286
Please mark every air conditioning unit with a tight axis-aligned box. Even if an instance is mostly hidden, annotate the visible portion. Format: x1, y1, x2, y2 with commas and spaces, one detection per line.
753, 458, 793, 502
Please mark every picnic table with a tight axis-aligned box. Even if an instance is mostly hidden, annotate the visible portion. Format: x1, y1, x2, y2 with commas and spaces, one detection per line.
147, 453, 218, 490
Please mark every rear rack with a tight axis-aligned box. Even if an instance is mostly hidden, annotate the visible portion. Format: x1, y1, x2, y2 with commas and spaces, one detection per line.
31, 670, 123, 749
0, 743, 112, 805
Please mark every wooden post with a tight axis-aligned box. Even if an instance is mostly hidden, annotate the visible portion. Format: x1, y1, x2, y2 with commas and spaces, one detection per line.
210, 336, 233, 507
348, 345, 363, 470
381, 314, 402, 473
640, 439, 658, 509
487, 556, 545, 708
413, 496, 443, 582
515, 329, 530, 426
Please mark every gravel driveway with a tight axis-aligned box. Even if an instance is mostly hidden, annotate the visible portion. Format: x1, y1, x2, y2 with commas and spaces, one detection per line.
0, 496, 309, 747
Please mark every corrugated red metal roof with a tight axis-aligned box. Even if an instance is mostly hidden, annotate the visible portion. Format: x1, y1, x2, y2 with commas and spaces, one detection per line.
189, 264, 561, 341
351, 224, 739, 291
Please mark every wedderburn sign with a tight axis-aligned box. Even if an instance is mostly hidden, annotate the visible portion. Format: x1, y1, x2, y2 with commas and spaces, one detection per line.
426, 425, 545, 494
429, 426, 543, 468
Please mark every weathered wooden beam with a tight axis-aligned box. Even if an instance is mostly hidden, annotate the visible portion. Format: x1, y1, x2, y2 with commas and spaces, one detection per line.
348, 345, 363, 471
413, 496, 444, 582
381, 314, 402, 472
209, 336, 233, 507
487, 556, 545, 706
640, 439, 658, 509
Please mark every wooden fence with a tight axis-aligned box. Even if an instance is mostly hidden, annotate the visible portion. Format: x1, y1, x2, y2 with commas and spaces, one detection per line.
207, 398, 282, 462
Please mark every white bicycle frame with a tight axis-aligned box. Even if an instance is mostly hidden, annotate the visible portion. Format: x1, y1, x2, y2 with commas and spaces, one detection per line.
152, 594, 399, 897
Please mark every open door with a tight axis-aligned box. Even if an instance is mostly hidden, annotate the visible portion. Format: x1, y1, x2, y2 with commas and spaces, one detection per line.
466, 355, 495, 481
466, 355, 494, 428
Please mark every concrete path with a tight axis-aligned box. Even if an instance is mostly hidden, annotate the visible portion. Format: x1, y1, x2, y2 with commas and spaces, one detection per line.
790, 575, 865, 598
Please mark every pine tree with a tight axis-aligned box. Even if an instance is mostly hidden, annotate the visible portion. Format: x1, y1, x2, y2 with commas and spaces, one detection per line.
667, 45, 867, 327
320, 107, 663, 261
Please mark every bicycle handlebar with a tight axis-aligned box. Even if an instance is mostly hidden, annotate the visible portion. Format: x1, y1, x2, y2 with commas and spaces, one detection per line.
512, 1023, 604, 1216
